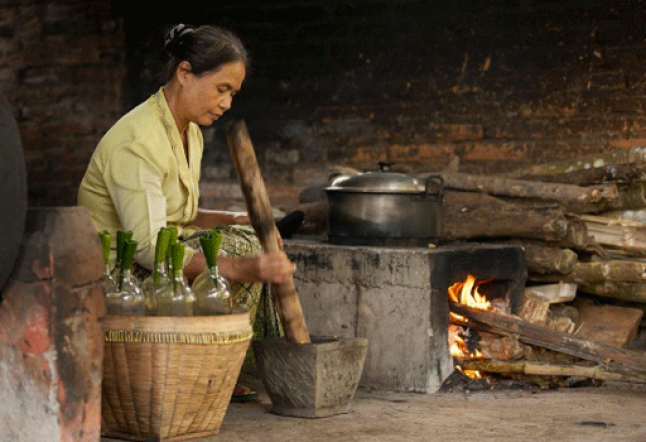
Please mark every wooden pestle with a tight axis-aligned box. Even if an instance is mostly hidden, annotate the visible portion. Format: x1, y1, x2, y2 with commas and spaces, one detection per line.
226, 120, 311, 343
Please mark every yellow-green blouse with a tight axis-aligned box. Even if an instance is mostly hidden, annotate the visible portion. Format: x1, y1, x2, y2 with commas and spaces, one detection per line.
78, 88, 201, 270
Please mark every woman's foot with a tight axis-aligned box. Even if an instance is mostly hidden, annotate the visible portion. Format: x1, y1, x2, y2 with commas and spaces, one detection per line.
231, 383, 258, 403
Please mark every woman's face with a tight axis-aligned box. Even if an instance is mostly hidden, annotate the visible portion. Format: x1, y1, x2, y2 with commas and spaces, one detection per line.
180, 60, 246, 127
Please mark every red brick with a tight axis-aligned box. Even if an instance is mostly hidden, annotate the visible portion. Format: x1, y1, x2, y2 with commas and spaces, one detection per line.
293, 166, 329, 186
608, 138, 646, 149
389, 143, 455, 163
461, 141, 533, 161
0, 207, 104, 442
429, 123, 484, 141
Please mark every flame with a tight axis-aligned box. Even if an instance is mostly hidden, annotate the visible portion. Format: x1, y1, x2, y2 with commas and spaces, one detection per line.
448, 274, 491, 380
448, 274, 491, 310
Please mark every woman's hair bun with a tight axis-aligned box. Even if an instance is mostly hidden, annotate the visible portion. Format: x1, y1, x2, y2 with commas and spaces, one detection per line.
164, 24, 195, 55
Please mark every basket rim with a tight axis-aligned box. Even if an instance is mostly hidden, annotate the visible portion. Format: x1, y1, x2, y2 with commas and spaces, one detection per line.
103, 308, 251, 335
105, 329, 253, 345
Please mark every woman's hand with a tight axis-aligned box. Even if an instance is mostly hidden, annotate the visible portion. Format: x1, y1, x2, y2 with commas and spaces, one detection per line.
255, 250, 295, 284
274, 225, 284, 250
218, 251, 295, 284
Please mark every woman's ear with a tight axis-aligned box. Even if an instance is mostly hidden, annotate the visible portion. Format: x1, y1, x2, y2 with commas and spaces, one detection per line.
177, 61, 193, 85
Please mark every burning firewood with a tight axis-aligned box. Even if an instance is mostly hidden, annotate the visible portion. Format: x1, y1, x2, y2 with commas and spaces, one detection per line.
450, 302, 646, 374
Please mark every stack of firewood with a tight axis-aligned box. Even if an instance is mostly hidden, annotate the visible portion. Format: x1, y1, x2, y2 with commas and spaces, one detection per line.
293, 147, 646, 385
431, 148, 646, 385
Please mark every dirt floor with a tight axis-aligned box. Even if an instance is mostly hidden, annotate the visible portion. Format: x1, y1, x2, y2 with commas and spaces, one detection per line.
101, 373, 646, 442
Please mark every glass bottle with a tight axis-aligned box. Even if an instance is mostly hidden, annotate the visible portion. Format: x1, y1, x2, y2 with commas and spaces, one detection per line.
106, 238, 145, 315
141, 227, 172, 315
98, 230, 117, 294
157, 242, 195, 316
196, 229, 232, 315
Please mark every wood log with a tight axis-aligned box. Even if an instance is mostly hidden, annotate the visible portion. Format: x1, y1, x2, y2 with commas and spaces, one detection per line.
547, 304, 579, 334
449, 302, 646, 373
518, 291, 551, 326
573, 298, 644, 348
530, 259, 646, 303
581, 214, 646, 257
499, 147, 646, 179
516, 163, 646, 186
441, 191, 591, 249
540, 259, 646, 285
603, 208, 646, 224
440, 171, 620, 213
477, 331, 526, 361
226, 120, 311, 343
500, 240, 579, 274
525, 282, 578, 304
576, 281, 646, 303
462, 359, 646, 384
613, 182, 646, 211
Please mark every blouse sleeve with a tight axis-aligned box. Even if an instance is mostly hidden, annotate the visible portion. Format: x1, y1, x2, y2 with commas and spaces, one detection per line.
104, 143, 195, 270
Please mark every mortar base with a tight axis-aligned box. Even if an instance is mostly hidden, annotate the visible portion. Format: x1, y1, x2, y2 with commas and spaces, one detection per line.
253, 336, 368, 419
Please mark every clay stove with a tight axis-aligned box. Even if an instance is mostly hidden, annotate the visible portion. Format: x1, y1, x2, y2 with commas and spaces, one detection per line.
284, 238, 526, 393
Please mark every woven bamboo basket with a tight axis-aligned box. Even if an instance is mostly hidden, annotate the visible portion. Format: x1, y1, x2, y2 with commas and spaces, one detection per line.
101, 309, 252, 442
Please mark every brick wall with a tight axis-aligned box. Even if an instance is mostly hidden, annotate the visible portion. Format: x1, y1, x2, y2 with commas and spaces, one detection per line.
6, 0, 646, 209
177, 0, 646, 209
0, 0, 125, 207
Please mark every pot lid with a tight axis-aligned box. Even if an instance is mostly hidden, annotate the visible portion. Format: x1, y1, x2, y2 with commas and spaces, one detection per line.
326, 162, 432, 194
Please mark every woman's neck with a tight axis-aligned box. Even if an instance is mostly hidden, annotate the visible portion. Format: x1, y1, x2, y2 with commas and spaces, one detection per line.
162, 84, 190, 139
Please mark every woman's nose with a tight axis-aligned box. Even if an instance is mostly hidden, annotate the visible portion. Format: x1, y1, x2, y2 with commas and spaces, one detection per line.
219, 95, 233, 110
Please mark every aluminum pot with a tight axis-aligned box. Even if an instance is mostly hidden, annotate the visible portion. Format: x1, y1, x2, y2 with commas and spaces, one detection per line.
325, 163, 443, 245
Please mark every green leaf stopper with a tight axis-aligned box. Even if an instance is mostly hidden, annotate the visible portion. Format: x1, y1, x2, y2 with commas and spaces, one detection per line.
172, 242, 185, 277
165, 226, 178, 273
200, 235, 215, 269
121, 239, 138, 270
116, 230, 133, 266
98, 230, 111, 265
211, 228, 224, 255
154, 228, 171, 265
153, 228, 171, 285
166, 226, 178, 244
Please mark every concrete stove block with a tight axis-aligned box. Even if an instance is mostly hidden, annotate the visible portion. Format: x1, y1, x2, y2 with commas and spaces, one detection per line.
285, 240, 453, 393
0, 207, 105, 442
284, 239, 526, 394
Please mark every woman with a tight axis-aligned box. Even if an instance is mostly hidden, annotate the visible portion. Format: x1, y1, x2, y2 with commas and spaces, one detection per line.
78, 23, 293, 401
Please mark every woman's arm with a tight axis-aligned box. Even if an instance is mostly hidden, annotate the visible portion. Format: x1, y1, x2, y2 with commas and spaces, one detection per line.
183, 249, 295, 284
192, 208, 250, 228
192, 208, 285, 249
